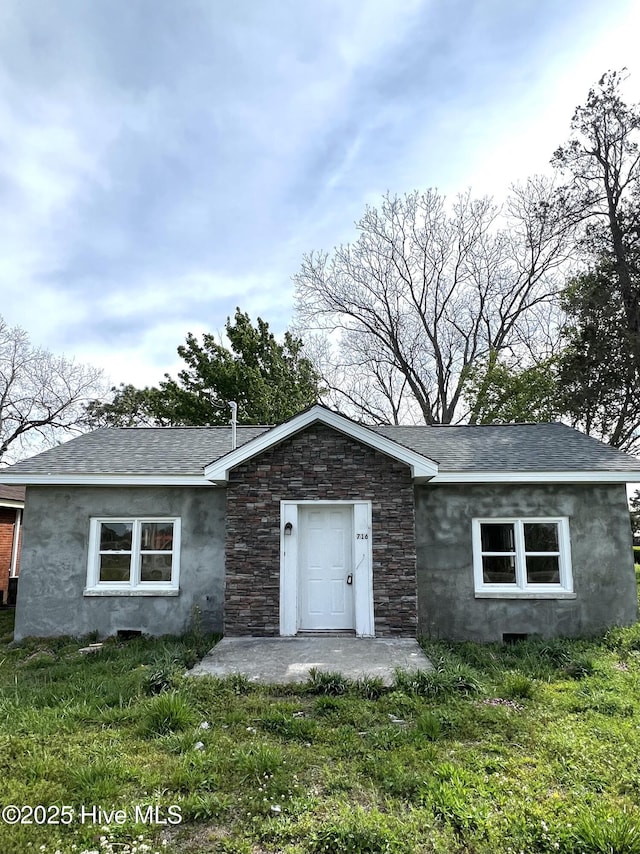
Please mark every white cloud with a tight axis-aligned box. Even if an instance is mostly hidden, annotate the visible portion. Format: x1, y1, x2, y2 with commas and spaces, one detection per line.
0, 0, 639, 393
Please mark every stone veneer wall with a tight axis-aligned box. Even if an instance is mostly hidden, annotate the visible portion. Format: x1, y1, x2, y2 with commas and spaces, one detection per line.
224, 423, 417, 636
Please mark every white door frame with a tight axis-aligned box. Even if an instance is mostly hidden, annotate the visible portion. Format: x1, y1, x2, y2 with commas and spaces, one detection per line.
280, 500, 374, 637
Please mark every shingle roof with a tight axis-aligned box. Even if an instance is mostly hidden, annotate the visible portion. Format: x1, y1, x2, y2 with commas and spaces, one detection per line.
371, 423, 640, 472
2, 427, 269, 476
2, 420, 639, 477
0, 484, 25, 502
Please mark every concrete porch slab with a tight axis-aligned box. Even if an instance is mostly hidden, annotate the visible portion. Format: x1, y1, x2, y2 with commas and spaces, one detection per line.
188, 636, 432, 686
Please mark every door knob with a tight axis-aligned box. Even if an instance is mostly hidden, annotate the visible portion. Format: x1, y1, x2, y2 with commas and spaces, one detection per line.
346, 574, 353, 585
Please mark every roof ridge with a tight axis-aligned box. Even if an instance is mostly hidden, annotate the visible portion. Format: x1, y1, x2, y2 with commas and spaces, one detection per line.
373, 421, 564, 428
114, 424, 273, 431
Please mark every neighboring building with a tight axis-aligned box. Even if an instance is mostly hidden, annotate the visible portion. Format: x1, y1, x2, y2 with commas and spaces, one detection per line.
0, 485, 24, 606
2, 405, 640, 642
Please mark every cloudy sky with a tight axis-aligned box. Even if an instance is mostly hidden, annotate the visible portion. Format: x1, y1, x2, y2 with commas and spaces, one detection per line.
1, 0, 639, 388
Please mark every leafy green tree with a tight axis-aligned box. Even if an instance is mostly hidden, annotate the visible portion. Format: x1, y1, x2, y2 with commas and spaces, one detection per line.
554, 262, 640, 450
462, 260, 640, 450
85, 383, 163, 427
463, 350, 559, 425
86, 309, 321, 427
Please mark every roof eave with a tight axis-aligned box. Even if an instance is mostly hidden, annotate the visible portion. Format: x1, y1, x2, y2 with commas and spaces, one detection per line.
0, 474, 215, 487
431, 471, 640, 483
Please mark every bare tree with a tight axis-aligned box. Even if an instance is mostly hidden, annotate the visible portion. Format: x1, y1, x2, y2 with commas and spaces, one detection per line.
549, 70, 640, 451
552, 69, 640, 348
294, 180, 573, 424
0, 316, 105, 465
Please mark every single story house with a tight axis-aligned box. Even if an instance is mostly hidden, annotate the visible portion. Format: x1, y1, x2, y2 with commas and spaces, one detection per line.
2, 405, 640, 643
0, 485, 24, 606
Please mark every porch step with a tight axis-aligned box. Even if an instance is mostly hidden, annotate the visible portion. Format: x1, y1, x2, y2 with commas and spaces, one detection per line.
296, 629, 356, 637
189, 636, 432, 685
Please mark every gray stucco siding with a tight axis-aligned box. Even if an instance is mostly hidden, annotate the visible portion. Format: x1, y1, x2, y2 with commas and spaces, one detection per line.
14, 478, 638, 644
415, 483, 637, 641
14, 485, 226, 641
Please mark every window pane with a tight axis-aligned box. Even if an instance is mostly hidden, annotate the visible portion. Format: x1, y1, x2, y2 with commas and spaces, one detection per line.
140, 554, 173, 582
100, 522, 132, 551
140, 522, 174, 551
99, 554, 131, 582
482, 555, 516, 584
526, 555, 560, 584
524, 523, 558, 552
481, 523, 515, 552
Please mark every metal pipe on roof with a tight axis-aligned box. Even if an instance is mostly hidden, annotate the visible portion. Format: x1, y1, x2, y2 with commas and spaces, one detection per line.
229, 401, 238, 450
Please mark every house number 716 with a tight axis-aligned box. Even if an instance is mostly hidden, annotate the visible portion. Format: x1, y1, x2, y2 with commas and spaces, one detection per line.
356, 533, 368, 539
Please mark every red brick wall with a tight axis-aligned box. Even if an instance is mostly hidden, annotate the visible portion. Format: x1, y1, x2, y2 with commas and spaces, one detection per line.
0, 508, 18, 604
224, 423, 417, 637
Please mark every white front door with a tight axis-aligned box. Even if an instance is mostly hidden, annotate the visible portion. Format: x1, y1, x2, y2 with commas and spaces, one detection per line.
298, 505, 354, 631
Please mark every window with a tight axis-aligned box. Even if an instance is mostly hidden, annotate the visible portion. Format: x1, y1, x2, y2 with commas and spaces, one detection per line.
86, 518, 181, 594
472, 517, 573, 597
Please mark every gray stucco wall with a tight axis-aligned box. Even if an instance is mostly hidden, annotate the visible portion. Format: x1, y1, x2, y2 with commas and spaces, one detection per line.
14, 480, 637, 643
14, 485, 226, 641
416, 483, 637, 641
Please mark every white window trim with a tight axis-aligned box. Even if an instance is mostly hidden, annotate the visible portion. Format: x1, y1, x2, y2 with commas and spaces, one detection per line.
472, 517, 575, 599
85, 517, 181, 596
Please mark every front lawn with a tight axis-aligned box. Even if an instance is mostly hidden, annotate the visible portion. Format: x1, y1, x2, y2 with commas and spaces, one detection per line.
2, 578, 640, 853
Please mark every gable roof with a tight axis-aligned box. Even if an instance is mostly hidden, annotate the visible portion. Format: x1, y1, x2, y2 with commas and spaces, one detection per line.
204, 405, 439, 483
1, 405, 639, 485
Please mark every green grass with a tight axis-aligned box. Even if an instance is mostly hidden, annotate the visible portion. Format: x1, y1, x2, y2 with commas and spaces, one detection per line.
1, 574, 640, 853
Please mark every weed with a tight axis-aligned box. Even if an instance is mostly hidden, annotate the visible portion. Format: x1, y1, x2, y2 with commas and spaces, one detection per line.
142, 652, 183, 695
570, 686, 634, 717
562, 656, 596, 679
234, 742, 284, 781
308, 805, 410, 853
536, 639, 572, 667
502, 670, 537, 699
572, 804, 640, 853
363, 752, 426, 800
394, 664, 481, 697
379, 690, 421, 718
259, 707, 318, 741
66, 758, 128, 803
306, 668, 352, 695
179, 791, 229, 821
162, 730, 204, 755
226, 673, 253, 695
416, 710, 442, 740
139, 690, 196, 736
353, 675, 386, 699
217, 838, 253, 854
313, 695, 343, 716
423, 763, 487, 838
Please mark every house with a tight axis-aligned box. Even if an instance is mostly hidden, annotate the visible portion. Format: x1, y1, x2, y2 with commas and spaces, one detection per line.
2, 405, 640, 643
0, 485, 24, 607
